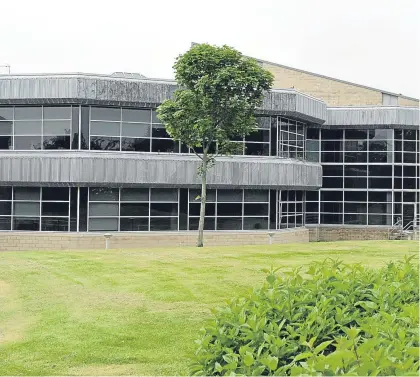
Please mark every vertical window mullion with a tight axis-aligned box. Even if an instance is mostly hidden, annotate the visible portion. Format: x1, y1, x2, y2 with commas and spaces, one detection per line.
77, 186, 80, 232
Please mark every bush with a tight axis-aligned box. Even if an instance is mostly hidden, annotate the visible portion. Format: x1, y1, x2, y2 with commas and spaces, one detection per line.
191, 258, 419, 376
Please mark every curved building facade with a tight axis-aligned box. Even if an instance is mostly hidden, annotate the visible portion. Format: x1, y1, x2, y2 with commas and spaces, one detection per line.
0, 66, 418, 245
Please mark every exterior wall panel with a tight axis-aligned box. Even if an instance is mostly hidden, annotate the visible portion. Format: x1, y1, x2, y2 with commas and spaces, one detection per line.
0, 151, 322, 189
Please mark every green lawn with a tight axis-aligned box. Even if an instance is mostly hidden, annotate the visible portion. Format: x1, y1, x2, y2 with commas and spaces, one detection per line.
0, 240, 418, 375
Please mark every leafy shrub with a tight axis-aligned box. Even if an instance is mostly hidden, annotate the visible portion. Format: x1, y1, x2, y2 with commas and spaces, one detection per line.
191, 258, 419, 376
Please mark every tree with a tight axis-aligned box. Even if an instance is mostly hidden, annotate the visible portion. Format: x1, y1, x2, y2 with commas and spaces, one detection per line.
157, 43, 273, 247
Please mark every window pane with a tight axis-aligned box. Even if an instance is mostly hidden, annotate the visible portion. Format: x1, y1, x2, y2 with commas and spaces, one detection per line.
43, 120, 71, 135
90, 203, 119, 216
321, 130, 343, 140
120, 203, 149, 217
152, 125, 170, 138
0, 217, 11, 230
0, 121, 12, 135
151, 139, 179, 153
306, 191, 319, 201
320, 213, 342, 224
13, 217, 40, 230
188, 217, 215, 231
14, 187, 40, 200
244, 190, 268, 202
245, 143, 269, 156
255, 116, 271, 129
14, 121, 42, 135
345, 140, 367, 151
217, 203, 242, 216
243, 217, 268, 230
345, 191, 367, 202
0, 136, 12, 149
245, 129, 269, 142
0, 107, 13, 121
122, 123, 150, 137
121, 137, 150, 152
89, 218, 118, 231
150, 203, 178, 217
321, 202, 343, 212
244, 203, 268, 216
217, 190, 242, 202
41, 217, 69, 231
189, 203, 215, 216
43, 107, 71, 119
120, 217, 149, 231
14, 136, 42, 150
42, 202, 69, 216
369, 192, 391, 202
151, 188, 178, 202
368, 165, 392, 177
14, 107, 42, 120
150, 217, 178, 231
151, 110, 161, 123
403, 153, 416, 163
306, 202, 319, 212
344, 178, 367, 189
91, 107, 121, 121
344, 214, 367, 225
344, 202, 367, 213
368, 203, 391, 213
90, 136, 120, 150
345, 165, 367, 176
90, 121, 120, 136
368, 151, 392, 163
0, 202, 11, 215
368, 178, 392, 189
321, 152, 343, 163
368, 215, 391, 225
122, 109, 151, 123
14, 202, 40, 216
345, 130, 368, 139
321, 191, 342, 201
369, 140, 392, 151
43, 136, 70, 150
120, 188, 149, 201
323, 177, 343, 188
323, 165, 343, 176
189, 189, 216, 202
89, 188, 119, 201
345, 152, 367, 163
217, 217, 242, 230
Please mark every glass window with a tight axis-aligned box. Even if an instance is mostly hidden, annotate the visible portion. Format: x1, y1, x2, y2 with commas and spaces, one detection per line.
344, 214, 366, 225
369, 192, 391, 202
243, 217, 268, 230
151, 110, 161, 124
306, 191, 319, 201
90, 121, 120, 136
256, 117, 271, 129
403, 153, 416, 163
89, 188, 119, 201
14, 107, 42, 120
321, 191, 342, 202
244, 190, 268, 202
189, 217, 215, 231
89, 203, 119, 217
344, 177, 367, 189
345, 191, 367, 202
91, 107, 121, 121
189, 189, 216, 202
345, 165, 367, 176
323, 165, 343, 176
90, 136, 120, 150
151, 139, 179, 153
120, 203, 149, 217
217, 190, 242, 202
306, 128, 319, 139
345, 140, 367, 151
122, 123, 150, 138
43, 120, 71, 135
189, 203, 216, 216
0, 187, 12, 201
368, 165, 392, 177
345, 152, 367, 163
0, 107, 13, 121
368, 129, 393, 140
323, 177, 343, 189
14, 187, 40, 200
14, 136, 42, 150
14, 120, 42, 135
0, 202, 11, 215
0, 121, 12, 135
368, 178, 392, 189
321, 130, 343, 140
43, 136, 71, 150
368, 151, 392, 163
150, 217, 178, 231
344, 202, 367, 213
0, 136, 12, 150
245, 143, 269, 156
306, 202, 319, 212
121, 138, 150, 152
368, 215, 391, 226
217, 203, 242, 216
122, 109, 151, 123
246, 129, 269, 142
13, 217, 40, 231
345, 130, 368, 139
152, 124, 171, 138
42, 187, 69, 201
217, 217, 242, 230
89, 218, 118, 231
120, 188, 149, 201
321, 202, 343, 213
0, 217, 11, 230
320, 213, 342, 224
41, 218, 69, 232
42, 202, 69, 216
321, 152, 343, 163
120, 217, 149, 231
150, 203, 178, 217
43, 107, 71, 120
14, 202, 40, 216
151, 188, 178, 202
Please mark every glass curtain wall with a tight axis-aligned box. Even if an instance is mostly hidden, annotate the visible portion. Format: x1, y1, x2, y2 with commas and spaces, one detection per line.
306, 128, 419, 226
1, 106, 307, 159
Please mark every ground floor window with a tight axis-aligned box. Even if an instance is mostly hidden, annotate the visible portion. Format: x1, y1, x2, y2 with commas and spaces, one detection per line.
0, 186, 305, 232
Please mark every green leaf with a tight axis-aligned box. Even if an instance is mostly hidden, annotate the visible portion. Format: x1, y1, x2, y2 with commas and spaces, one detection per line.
243, 352, 254, 366
293, 352, 313, 362
314, 340, 334, 355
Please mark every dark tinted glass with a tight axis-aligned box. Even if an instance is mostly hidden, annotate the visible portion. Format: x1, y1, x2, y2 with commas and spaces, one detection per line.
150, 203, 178, 217
13, 217, 40, 231
188, 217, 215, 231
0, 202, 11, 215
320, 213, 342, 224
244, 203, 268, 216
42, 187, 69, 201
0, 217, 11, 230
344, 202, 367, 213
189, 203, 215, 216
217, 217, 242, 230
0, 136, 12, 149
345, 165, 367, 176
218, 190, 242, 202
152, 125, 170, 138
43, 136, 70, 149
321, 191, 342, 201
321, 202, 343, 212
90, 136, 120, 150
245, 143, 269, 156
150, 217, 177, 231
368, 165, 392, 177
245, 129, 269, 142
321, 130, 343, 139
151, 188, 178, 202
344, 191, 367, 202
243, 217, 268, 230
345, 177, 367, 188
89, 188, 118, 201
41, 217, 69, 231
120, 203, 149, 216
368, 178, 392, 189
120, 188, 149, 201
321, 152, 343, 163
344, 214, 366, 225
323, 165, 343, 176
151, 139, 179, 153
122, 123, 150, 137
323, 177, 343, 188
121, 137, 150, 152
120, 217, 149, 231
217, 203, 242, 216
89, 218, 118, 231
345, 130, 368, 139
14, 187, 39, 200
345, 152, 367, 163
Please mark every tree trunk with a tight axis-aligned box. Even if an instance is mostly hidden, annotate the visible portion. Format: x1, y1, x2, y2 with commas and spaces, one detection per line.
197, 155, 207, 247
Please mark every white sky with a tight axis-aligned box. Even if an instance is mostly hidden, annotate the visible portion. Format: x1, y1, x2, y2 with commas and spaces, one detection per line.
1, 0, 419, 98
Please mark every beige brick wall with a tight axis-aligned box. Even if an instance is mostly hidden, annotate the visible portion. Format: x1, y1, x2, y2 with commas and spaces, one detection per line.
263, 63, 419, 108
0, 228, 309, 251
398, 97, 419, 107
308, 226, 389, 242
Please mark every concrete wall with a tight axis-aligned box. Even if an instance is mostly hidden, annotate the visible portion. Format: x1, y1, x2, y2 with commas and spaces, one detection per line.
0, 228, 309, 251
262, 62, 419, 108
308, 226, 389, 242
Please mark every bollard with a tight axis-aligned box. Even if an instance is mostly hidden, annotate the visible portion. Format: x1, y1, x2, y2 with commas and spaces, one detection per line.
104, 233, 112, 249
268, 232, 275, 245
